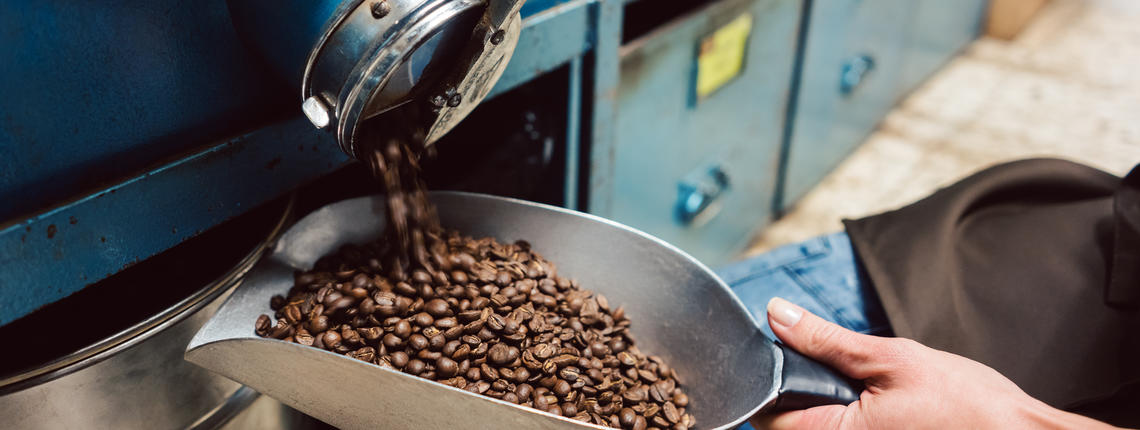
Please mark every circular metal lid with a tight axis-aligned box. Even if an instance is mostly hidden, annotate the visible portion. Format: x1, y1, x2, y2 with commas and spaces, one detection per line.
302, 0, 523, 156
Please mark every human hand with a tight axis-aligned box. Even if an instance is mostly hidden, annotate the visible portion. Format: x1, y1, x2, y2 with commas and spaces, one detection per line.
754, 298, 1119, 430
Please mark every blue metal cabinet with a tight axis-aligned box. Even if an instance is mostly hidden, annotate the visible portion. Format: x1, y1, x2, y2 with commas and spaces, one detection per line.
780, 0, 915, 207
604, 0, 801, 265
898, 0, 987, 94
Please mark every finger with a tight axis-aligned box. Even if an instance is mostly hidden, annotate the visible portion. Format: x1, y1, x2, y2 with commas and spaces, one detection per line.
752, 405, 850, 430
767, 297, 888, 379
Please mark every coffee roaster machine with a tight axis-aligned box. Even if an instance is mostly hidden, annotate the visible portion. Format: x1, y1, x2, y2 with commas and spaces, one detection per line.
0, 0, 987, 427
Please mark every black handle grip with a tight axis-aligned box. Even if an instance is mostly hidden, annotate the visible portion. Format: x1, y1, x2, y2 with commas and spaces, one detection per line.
770, 342, 864, 412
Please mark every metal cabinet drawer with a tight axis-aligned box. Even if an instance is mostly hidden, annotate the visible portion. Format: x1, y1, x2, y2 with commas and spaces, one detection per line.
898, 0, 987, 94
781, 0, 914, 207
605, 0, 801, 265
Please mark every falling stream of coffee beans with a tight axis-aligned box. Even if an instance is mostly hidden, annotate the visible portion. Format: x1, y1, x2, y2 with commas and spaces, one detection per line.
255, 138, 694, 430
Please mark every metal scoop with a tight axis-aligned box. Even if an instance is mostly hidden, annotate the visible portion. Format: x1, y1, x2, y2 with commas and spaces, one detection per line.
186, 192, 860, 429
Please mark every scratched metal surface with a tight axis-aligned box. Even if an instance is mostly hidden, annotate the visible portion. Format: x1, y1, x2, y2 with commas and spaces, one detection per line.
896, 0, 987, 97
781, 0, 916, 207
0, 0, 293, 222
0, 0, 595, 325
602, 0, 801, 266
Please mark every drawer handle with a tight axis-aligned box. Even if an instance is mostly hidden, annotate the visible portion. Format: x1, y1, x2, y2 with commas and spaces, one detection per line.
675, 165, 731, 226
839, 54, 875, 96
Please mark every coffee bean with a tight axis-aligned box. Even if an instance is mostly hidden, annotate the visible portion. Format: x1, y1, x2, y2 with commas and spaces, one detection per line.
608, 338, 627, 354
673, 392, 689, 408
533, 393, 550, 410
294, 332, 315, 346
307, 315, 330, 333
453, 343, 472, 360
443, 326, 464, 340
443, 340, 461, 356
395, 282, 417, 296
429, 333, 446, 350
408, 334, 429, 350
632, 414, 647, 430
437, 357, 458, 377
349, 347, 376, 363
481, 363, 499, 381
425, 298, 451, 317
269, 320, 294, 339
341, 327, 363, 346
282, 305, 302, 324
488, 343, 512, 365
321, 331, 342, 349
619, 408, 637, 427
435, 316, 458, 329
553, 379, 572, 397
618, 352, 637, 367
406, 359, 426, 375
546, 405, 563, 417
533, 343, 555, 360
474, 381, 491, 394
394, 320, 412, 338
382, 333, 404, 349
255, 314, 271, 336
513, 367, 531, 383
472, 342, 489, 358
559, 367, 581, 382
412, 270, 432, 284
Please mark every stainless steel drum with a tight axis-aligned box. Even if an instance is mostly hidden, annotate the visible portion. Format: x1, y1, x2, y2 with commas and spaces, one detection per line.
0, 195, 325, 429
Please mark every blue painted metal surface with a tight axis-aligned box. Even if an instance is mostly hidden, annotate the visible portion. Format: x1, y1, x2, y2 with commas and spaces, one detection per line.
601, 0, 801, 266
779, 0, 916, 207
0, 0, 597, 325
563, 56, 585, 210
585, 0, 624, 216
0, 0, 292, 222
490, 0, 594, 98
0, 118, 347, 326
897, 0, 987, 95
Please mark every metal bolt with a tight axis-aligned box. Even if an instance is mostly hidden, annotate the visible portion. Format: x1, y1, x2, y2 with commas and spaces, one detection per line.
371, 1, 391, 18
430, 94, 446, 107
302, 96, 331, 129
447, 93, 462, 107
490, 30, 505, 45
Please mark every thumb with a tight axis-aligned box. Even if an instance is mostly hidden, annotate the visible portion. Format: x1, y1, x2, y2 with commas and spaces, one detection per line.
766, 297, 888, 380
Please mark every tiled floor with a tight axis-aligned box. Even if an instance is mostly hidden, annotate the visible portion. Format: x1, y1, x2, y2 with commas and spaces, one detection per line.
744, 0, 1140, 256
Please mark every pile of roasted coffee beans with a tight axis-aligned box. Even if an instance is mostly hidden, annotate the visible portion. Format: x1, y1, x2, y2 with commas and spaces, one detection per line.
255, 232, 694, 429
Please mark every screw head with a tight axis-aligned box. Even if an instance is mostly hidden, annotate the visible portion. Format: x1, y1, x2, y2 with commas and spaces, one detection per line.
490, 30, 505, 45
430, 94, 446, 107
447, 93, 462, 107
302, 96, 331, 129
371, 1, 391, 18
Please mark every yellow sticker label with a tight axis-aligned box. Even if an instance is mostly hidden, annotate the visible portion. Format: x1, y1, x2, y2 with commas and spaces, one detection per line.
697, 13, 753, 99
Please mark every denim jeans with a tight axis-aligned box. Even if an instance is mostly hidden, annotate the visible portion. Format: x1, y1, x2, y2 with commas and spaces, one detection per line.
715, 232, 891, 342
716, 233, 889, 429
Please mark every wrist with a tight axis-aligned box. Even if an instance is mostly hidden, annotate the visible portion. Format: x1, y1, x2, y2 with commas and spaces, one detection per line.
1013, 397, 1117, 430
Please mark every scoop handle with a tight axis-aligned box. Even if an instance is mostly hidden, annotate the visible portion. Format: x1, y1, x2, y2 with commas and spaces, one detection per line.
770, 342, 864, 412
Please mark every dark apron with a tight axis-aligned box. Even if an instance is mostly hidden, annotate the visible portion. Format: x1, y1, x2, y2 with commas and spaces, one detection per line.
843, 158, 1140, 426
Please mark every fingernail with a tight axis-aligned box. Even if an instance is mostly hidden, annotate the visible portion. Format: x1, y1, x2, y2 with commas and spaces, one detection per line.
767, 297, 803, 328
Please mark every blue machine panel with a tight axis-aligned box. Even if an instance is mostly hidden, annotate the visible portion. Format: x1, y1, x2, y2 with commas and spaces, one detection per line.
0, 1, 293, 221
605, 0, 801, 265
